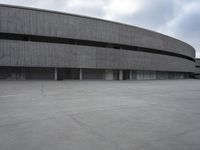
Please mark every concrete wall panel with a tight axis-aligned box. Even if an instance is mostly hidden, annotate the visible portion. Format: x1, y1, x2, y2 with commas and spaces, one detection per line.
0, 40, 195, 72
0, 5, 195, 59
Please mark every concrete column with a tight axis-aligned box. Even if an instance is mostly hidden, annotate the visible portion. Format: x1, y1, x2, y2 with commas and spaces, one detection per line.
55, 68, 57, 81
79, 68, 82, 80
129, 70, 132, 80
119, 70, 123, 80
21, 67, 25, 80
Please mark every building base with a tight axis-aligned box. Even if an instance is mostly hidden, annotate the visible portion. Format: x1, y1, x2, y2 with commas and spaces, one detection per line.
0, 66, 190, 80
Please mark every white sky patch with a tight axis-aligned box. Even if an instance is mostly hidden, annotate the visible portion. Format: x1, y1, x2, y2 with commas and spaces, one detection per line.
184, 1, 200, 12
66, 0, 104, 9
103, 0, 142, 20
63, 0, 106, 17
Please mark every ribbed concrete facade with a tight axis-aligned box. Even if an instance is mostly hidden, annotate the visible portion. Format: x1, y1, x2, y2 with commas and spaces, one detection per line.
195, 59, 200, 79
0, 4, 196, 80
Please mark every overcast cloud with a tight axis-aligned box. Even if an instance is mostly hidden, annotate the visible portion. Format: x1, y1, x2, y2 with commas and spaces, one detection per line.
0, 0, 199, 57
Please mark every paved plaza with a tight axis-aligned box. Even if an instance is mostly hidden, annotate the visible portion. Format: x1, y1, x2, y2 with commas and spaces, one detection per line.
0, 80, 200, 150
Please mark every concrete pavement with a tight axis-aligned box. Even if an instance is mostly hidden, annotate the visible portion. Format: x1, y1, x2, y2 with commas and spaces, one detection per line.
0, 80, 200, 150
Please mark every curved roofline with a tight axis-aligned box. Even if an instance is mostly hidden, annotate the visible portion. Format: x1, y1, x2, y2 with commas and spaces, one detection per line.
0, 3, 195, 51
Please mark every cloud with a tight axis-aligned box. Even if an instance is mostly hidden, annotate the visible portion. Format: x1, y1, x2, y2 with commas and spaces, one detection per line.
0, 0, 199, 57
159, 0, 200, 57
102, 0, 142, 20
65, 0, 106, 17
0, 0, 68, 11
110, 0, 177, 30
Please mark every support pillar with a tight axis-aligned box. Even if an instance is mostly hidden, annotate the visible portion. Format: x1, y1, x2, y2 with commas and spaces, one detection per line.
79, 68, 82, 80
21, 67, 25, 80
119, 70, 123, 80
129, 70, 132, 80
55, 68, 57, 81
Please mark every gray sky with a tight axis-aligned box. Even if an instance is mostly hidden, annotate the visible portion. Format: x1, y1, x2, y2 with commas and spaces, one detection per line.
0, 0, 199, 57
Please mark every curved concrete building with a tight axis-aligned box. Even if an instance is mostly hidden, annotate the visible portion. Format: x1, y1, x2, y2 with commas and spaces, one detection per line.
0, 4, 196, 80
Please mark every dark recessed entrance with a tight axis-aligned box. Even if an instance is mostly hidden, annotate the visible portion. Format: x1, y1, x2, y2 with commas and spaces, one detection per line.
123, 70, 130, 80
